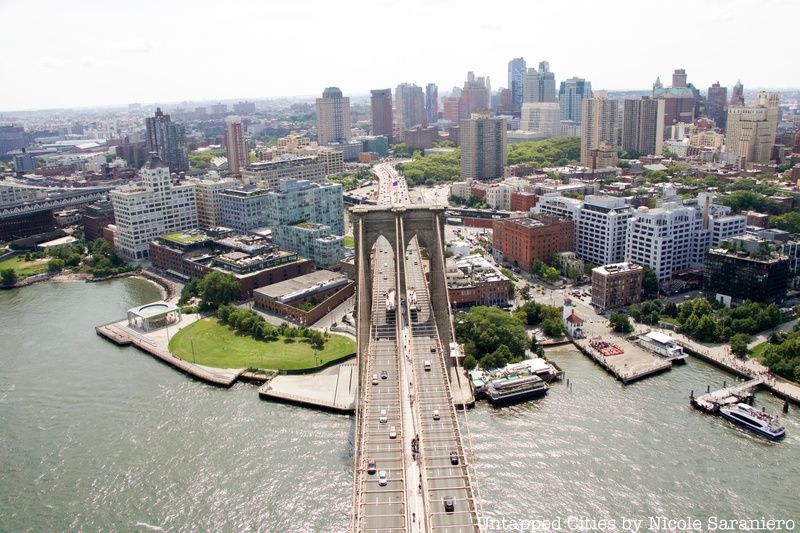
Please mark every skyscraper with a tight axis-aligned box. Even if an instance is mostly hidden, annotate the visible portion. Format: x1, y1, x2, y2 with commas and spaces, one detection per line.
459, 74, 490, 118
145, 108, 188, 172
622, 97, 665, 156
460, 116, 507, 180
559, 77, 593, 123
725, 91, 779, 165
425, 83, 439, 123
523, 64, 557, 104
580, 91, 619, 166
652, 69, 696, 128
507, 57, 526, 114
315, 87, 352, 145
520, 103, 561, 138
395, 83, 426, 129
370, 89, 393, 138
706, 82, 728, 130
730, 80, 745, 106
224, 115, 248, 177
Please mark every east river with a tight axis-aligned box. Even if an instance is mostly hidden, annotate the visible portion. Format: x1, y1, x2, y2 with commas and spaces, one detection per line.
1, 279, 798, 531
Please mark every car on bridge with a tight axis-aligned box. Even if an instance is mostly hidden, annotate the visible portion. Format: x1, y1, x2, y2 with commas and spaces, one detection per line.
378, 471, 388, 486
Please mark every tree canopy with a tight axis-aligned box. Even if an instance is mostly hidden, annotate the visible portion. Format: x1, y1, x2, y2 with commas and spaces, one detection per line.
196, 271, 240, 310
397, 150, 461, 186
454, 306, 528, 368
506, 137, 580, 167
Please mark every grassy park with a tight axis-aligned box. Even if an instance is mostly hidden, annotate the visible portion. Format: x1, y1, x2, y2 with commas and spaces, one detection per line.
168, 317, 355, 370
0, 255, 49, 277
344, 235, 355, 248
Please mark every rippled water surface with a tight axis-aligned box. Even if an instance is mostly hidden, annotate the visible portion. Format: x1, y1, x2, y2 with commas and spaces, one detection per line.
1, 281, 798, 531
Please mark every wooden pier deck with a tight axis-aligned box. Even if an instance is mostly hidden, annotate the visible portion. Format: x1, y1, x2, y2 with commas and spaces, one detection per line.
691, 378, 764, 414
96, 321, 244, 387
573, 337, 672, 384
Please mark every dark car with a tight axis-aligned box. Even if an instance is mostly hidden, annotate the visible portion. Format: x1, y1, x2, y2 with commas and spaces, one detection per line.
367, 459, 376, 475
450, 451, 459, 465
430, 346, 437, 353
443, 497, 455, 513
380, 370, 388, 380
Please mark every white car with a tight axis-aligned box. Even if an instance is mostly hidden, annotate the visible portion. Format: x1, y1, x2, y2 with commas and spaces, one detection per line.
379, 409, 388, 423
371, 374, 379, 385
389, 426, 397, 439
432, 409, 440, 420
378, 470, 388, 486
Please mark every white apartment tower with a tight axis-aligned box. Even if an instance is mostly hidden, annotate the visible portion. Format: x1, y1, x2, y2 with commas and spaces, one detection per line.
520, 102, 561, 138
110, 154, 198, 260
193, 178, 238, 228
580, 91, 619, 166
224, 115, 248, 176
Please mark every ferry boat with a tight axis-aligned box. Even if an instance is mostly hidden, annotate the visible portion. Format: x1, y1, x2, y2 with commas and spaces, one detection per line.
486, 374, 548, 406
719, 403, 786, 441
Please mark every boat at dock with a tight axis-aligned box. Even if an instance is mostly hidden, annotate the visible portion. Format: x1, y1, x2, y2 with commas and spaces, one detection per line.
719, 403, 785, 441
486, 374, 548, 406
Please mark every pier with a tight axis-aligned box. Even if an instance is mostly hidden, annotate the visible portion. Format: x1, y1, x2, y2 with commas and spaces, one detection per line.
96, 319, 244, 387
573, 336, 672, 384
690, 378, 764, 414
258, 362, 357, 413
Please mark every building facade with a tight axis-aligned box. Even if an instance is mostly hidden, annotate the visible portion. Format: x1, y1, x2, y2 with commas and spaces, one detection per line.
145, 108, 188, 172
520, 103, 561, 138
219, 186, 271, 232
706, 82, 728, 130
395, 83, 426, 130
192, 178, 237, 229
242, 155, 326, 189
316, 87, 352, 145
725, 91, 779, 165
460, 116, 507, 180
704, 248, 789, 303
110, 154, 198, 260
508, 57, 526, 113
492, 216, 575, 271
224, 115, 248, 177
580, 91, 618, 166
559, 77, 592, 123
622, 97, 665, 156
370, 89, 393, 139
591, 262, 644, 310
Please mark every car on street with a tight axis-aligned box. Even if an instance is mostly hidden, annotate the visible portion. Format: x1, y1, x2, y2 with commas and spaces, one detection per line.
432, 409, 440, 420
378, 470, 388, 486
443, 496, 454, 513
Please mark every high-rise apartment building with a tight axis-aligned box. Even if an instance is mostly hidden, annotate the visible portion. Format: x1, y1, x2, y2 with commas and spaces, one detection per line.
315, 87, 351, 145
580, 91, 618, 166
520, 103, 561, 138
266, 179, 345, 268
370, 89, 393, 138
459, 75, 490, 118
523, 63, 557, 104
492, 216, 575, 271
622, 97, 665, 156
219, 186, 271, 232
224, 115, 248, 177
145, 108, 188, 172
706, 82, 728, 130
242, 155, 326, 190
725, 91, 779, 165
559, 77, 592, 123
425, 83, 439, 123
460, 116, 507, 180
110, 154, 198, 260
395, 83, 426, 129
507, 57, 526, 114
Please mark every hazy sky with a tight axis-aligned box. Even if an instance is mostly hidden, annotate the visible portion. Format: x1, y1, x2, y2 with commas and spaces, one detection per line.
1, 0, 797, 111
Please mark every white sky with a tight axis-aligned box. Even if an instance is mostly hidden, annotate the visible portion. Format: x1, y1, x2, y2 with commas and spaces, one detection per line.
1, 0, 797, 111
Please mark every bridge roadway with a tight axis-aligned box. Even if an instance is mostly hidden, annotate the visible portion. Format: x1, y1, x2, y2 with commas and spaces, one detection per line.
353, 163, 480, 532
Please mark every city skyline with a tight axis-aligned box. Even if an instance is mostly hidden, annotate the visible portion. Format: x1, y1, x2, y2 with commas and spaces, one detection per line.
1, 0, 798, 112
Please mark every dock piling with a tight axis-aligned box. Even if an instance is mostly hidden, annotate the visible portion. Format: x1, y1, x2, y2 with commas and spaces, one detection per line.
784, 400, 790, 414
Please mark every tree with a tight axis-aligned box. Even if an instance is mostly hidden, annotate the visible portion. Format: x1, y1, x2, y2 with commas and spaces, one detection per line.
454, 306, 528, 367
542, 266, 560, 283
196, 271, 240, 310
642, 266, 659, 298
770, 211, 800, 235
48, 258, 65, 272
541, 317, 564, 337
1, 269, 17, 286
463, 354, 477, 370
730, 333, 751, 358
609, 312, 634, 334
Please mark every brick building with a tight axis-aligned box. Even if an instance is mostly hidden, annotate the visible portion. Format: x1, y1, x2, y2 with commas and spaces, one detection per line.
253, 270, 355, 325
591, 262, 644, 310
492, 216, 575, 271
510, 191, 537, 212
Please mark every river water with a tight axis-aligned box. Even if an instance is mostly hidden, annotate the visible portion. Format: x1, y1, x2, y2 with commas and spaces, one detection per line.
0, 280, 797, 532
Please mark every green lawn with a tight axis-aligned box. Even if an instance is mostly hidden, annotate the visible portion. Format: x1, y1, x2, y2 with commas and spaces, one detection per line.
659, 316, 680, 326
168, 318, 355, 370
0, 256, 49, 277
344, 235, 355, 248
749, 341, 770, 360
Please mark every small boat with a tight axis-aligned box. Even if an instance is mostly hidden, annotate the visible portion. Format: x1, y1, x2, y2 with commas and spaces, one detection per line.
719, 403, 786, 441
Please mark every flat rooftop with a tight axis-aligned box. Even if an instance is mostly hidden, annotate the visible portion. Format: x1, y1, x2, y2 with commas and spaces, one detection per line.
254, 270, 347, 299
